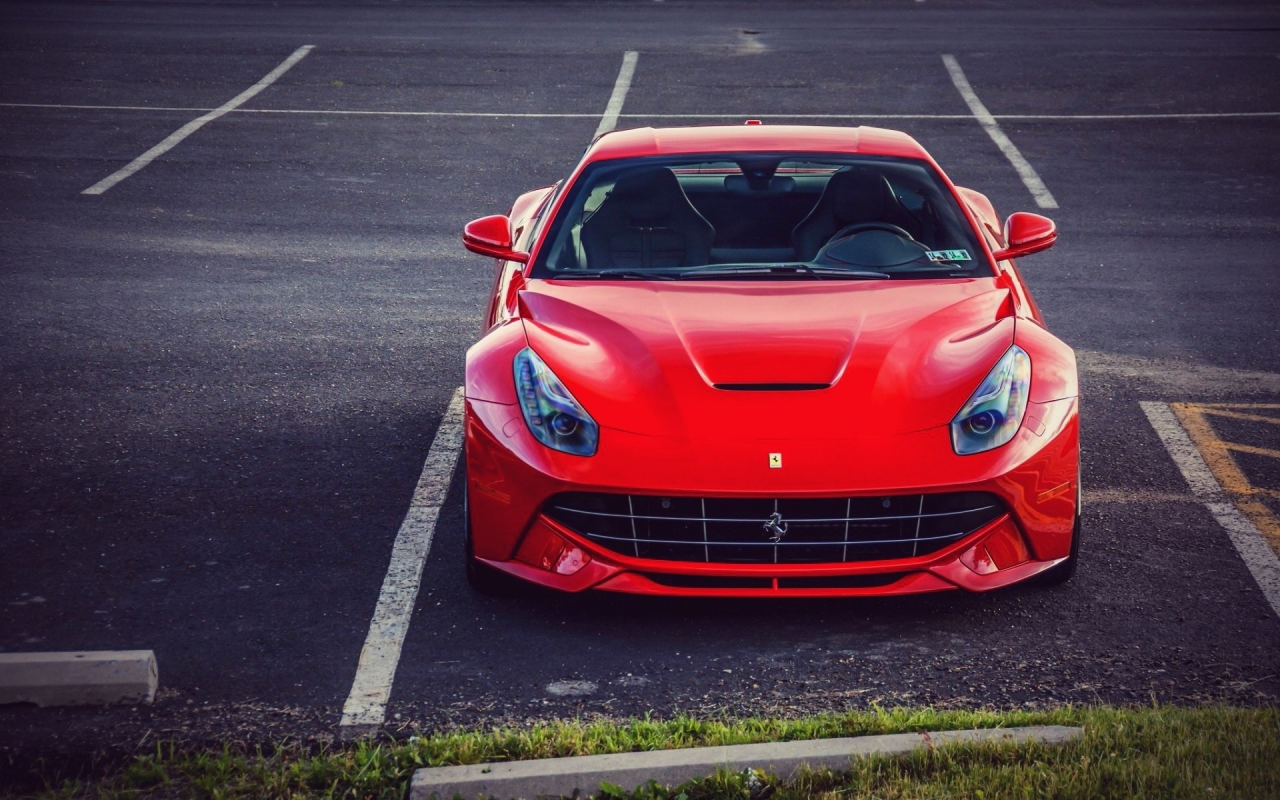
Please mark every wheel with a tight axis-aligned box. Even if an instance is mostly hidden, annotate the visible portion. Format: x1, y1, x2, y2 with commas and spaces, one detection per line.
1037, 512, 1080, 586
463, 485, 518, 596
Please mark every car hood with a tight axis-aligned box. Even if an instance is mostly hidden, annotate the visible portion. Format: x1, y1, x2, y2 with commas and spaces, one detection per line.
518, 278, 1014, 440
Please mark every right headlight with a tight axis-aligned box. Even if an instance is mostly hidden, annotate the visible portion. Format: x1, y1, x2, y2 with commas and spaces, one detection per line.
950, 345, 1031, 455
513, 347, 599, 456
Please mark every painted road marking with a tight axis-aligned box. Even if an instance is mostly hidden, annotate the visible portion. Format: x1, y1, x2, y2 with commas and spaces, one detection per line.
986, 112, 1280, 120
341, 51, 643, 734
595, 51, 639, 138
9, 102, 1280, 121
941, 54, 1058, 210
1170, 403, 1280, 546
1140, 401, 1280, 619
80, 45, 314, 195
339, 387, 465, 733
1078, 351, 1280, 398
339, 48, 644, 735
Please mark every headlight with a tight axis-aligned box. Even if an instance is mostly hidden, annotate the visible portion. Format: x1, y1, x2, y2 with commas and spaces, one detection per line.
513, 347, 599, 456
950, 345, 1031, 455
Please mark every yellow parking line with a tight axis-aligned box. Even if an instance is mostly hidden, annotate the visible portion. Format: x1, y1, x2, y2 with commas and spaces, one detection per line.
1143, 402, 1280, 615
1171, 402, 1280, 554
1223, 442, 1280, 460
1196, 408, 1280, 425
1225, 486, 1280, 501
1195, 403, 1280, 409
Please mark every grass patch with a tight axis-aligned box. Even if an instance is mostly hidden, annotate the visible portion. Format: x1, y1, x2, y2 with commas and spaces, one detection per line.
9, 705, 1278, 799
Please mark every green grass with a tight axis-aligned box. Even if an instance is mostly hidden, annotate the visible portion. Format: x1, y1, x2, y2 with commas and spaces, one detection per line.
11, 705, 1280, 800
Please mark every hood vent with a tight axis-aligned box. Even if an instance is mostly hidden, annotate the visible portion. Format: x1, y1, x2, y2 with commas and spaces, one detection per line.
714, 383, 829, 391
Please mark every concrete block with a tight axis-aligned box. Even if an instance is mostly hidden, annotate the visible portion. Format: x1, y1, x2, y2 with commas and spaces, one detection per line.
0, 650, 158, 707
410, 725, 1082, 799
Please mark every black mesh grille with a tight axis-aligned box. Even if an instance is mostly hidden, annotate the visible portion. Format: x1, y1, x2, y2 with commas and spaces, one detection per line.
546, 492, 1004, 565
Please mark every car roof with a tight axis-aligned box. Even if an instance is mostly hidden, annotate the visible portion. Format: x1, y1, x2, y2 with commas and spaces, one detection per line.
583, 124, 933, 163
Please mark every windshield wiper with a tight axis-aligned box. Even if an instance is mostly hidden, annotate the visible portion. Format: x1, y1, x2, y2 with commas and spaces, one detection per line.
783, 262, 826, 280
678, 263, 889, 280
553, 269, 677, 280
877, 255, 978, 275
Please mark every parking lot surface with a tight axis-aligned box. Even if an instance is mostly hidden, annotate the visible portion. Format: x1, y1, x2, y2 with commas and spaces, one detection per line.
2, 0, 1279, 765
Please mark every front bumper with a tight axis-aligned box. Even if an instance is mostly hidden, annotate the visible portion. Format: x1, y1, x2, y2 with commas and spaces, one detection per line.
465, 395, 1079, 596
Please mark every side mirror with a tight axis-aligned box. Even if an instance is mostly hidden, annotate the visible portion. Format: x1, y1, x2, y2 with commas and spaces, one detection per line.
463, 215, 529, 263
991, 212, 1056, 261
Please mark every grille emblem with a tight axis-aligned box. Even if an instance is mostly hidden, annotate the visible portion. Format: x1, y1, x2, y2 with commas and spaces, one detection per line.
764, 511, 789, 542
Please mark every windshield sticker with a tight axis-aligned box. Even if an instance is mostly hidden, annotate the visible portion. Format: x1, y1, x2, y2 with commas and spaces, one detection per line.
926, 249, 972, 262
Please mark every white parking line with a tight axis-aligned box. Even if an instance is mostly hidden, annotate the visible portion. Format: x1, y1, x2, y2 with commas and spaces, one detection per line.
339, 51, 644, 734
339, 387, 465, 733
7, 101, 1280, 122
595, 51, 640, 137
3, 103, 213, 113
1140, 401, 1280, 618
80, 45, 313, 195
941, 54, 1059, 210
996, 111, 1280, 120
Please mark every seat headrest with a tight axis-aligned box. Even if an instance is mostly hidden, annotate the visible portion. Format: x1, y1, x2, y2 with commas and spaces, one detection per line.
824, 168, 899, 226
607, 167, 682, 223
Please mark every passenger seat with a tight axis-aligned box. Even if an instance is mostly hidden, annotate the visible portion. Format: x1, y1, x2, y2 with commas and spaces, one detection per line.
579, 168, 715, 270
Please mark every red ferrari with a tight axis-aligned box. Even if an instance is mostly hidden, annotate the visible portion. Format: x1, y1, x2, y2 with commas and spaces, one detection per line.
460, 124, 1079, 597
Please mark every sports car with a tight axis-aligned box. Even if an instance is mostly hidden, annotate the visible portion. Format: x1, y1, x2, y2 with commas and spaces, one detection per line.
460, 123, 1079, 597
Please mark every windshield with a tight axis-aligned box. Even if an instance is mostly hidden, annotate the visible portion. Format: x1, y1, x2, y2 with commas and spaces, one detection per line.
530, 153, 989, 280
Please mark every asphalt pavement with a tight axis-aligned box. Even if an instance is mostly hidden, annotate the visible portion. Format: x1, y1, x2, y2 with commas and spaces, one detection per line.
2, 0, 1279, 778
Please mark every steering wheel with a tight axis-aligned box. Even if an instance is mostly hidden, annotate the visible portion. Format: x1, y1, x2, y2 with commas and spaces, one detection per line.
826, 222, 916, 244
814, 222, 930, 269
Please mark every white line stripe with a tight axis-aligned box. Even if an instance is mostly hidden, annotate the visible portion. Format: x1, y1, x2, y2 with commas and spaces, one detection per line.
994, 111, 1280, 120
80, 45, 314, 195
595, 51, 639, 137
3, 102, 213, 113
1140, 401, 1280, 618
7, 102, 1280, 121
338, 46, 639, 735
941, 54, 1058, 210
339, 388, 466, 730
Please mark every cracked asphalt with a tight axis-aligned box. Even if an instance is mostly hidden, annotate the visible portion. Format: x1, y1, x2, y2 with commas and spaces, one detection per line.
2, 0, 1279, 782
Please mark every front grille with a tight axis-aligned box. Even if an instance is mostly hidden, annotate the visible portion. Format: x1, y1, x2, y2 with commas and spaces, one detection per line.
546, 492, 1004, 565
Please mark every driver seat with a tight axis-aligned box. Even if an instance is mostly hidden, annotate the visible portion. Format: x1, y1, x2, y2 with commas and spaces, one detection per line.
790, 167, 912, 261
579, 168, 715, 270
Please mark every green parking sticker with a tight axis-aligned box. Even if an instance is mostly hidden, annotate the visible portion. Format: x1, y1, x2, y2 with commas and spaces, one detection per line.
926, 249, 972, 262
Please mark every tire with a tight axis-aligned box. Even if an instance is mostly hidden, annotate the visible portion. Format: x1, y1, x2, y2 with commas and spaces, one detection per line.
1037, 512, 1080, 586
463, 486, 518, 596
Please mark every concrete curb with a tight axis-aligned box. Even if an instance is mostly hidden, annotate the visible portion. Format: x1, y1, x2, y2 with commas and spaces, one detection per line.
410, 724, 1083, 799
0, 651, 157, 707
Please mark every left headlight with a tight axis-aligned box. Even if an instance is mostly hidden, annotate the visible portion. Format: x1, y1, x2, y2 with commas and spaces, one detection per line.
950, 345, 1031, 455
513, 347, 599, 456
